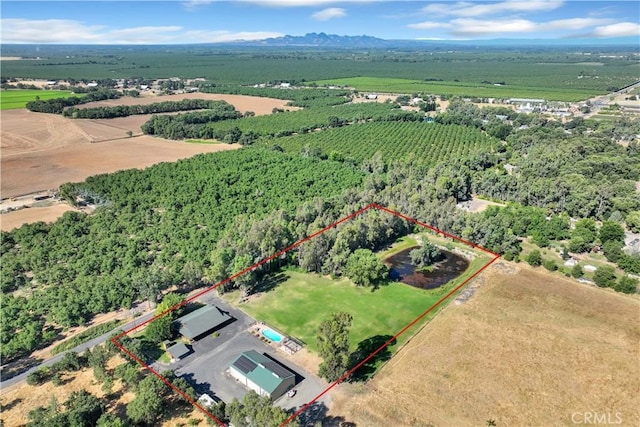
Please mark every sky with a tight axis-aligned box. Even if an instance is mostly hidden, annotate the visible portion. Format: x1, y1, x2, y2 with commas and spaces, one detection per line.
1, 0, 639, 44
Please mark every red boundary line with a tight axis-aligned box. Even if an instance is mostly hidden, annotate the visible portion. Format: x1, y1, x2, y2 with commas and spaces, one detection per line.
111, 203, 499, 426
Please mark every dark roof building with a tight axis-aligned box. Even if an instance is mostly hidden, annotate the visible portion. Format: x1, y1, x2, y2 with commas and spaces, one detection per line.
166, 342, 191, 361
174, 305, 231, 340
228, 350, 296, 400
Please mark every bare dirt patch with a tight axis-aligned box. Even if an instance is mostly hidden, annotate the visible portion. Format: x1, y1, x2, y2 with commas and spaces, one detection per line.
328, 265, 640, 426
457, 196, 506, 213
1, 203, 76, 231
79, 92, 297, 116
1, 135, 240, 198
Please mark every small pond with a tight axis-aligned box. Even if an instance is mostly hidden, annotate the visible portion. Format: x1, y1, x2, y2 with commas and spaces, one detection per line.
384, 246, 469, 290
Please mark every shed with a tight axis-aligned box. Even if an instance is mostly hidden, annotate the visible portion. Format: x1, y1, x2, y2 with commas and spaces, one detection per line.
174, 305, 231, 340
228, 350, 295, 400
166, 342, 191, 361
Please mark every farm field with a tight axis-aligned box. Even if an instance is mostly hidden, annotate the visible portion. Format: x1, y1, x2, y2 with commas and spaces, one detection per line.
1, 204, 76, 232
0, 135, 241, 198
0, 89, 74, 110
0, 92, 295, 200
2, 47, 637, 94
267, 121, 497, 164
314, 76, 603, 101
77, 92, 295, 116
328, 264, 640, 426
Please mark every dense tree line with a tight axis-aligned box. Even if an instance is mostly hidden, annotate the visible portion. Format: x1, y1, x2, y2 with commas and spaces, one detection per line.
0, 149, 363, 362
63, 98, 240, 119
4, 97, 639, 365
25, 88, 120, 113
199, 84, 352, 108
141, 102, 403, 141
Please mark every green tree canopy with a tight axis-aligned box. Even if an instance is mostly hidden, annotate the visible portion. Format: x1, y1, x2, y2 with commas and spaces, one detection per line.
317, 312, 353, 382
126, 374, 166, 424
344, 249, 388, 287
409, 240, 443, 268
599, 221, 625, 245
526, 250, 542, 267
593, 265, 617, 288
626, 211, 640, 233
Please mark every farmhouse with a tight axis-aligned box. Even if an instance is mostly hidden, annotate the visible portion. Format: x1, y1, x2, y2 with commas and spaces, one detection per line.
173, 305, 231, 341
228, 350, 296, 400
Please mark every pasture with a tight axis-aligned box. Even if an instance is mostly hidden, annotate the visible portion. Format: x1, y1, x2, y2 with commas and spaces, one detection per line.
0, 89, 74, 110
328, 264, 640, 426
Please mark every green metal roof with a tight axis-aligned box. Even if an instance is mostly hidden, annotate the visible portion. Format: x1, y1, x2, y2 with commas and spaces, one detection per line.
166, 342, 191, 359
174, 305, 231, 340
230, 350, 294, 394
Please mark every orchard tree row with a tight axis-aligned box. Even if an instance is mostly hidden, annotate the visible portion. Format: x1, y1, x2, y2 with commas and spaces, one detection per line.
63, 98, 241, 119
25, 88, 121, 113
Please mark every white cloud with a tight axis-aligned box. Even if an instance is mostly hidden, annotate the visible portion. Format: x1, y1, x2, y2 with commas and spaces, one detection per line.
312, 7, 346, 21
182, 0, 215, 11
450, 18, 538, 35
542, 18, 614, 30
422, 0, 564, 17
181, 30, 285, 43
0, 18, 283, 44
591, 22, 640, 37
248, 0, 372, 6
407, 21, 452, 30
408, 15, 622, 38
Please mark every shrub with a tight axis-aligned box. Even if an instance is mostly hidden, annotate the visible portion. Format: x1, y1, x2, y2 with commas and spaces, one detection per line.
526, 250, 542, 267
26, 369, 48, 386
593, 265, 617, 288
614, 276, 638, 294
542, 259, 557, 271
571, 264, 583, 278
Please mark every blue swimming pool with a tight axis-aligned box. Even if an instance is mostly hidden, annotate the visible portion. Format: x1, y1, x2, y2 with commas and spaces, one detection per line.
261, 328, 283, 343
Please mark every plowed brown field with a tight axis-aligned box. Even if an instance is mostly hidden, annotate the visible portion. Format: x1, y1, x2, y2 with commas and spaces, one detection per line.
1, 93, 291, 200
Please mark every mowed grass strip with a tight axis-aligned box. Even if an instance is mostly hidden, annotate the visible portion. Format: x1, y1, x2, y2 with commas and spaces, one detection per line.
314, 76, 601, 102
0, 89, 74, 110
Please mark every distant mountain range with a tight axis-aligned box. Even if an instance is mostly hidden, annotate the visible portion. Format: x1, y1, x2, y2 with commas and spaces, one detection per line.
230, 32, 638, 49
249, 32, 394, 48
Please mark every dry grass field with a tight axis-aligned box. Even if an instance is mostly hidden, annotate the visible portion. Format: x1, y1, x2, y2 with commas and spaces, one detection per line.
0, 355, 134, 427
328, 263, 640, 426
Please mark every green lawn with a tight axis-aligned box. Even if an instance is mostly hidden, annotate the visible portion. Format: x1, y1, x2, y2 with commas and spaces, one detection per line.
239, 252, 489, 355
313, 76, 601, 102
0, 89, 74, 110
240, 271, 437, 354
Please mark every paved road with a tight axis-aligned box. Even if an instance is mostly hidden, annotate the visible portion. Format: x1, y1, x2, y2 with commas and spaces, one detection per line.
0, 310, 156, 389
583, 80, 640, 118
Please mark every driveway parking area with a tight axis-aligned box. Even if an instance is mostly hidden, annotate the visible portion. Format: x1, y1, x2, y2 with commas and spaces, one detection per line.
159, 295, 327, 409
